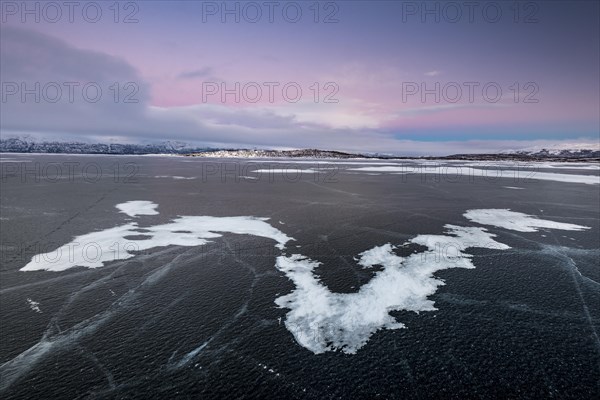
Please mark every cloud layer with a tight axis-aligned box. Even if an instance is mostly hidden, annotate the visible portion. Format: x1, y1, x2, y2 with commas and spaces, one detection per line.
1, 27, 597, 156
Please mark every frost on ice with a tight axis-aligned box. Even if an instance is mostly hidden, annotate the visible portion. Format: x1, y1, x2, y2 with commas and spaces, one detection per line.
21, 203, 591, 354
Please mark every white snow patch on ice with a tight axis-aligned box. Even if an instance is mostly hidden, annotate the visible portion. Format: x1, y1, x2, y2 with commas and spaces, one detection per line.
349, 166, 415, 173
348, 166, 600, 185
26, 298, 42, 313
252, 169, 317, 174
464, 209, 591, 232
275, 225, 510, 354
21, 205, 292, 271
245, 160, 401, 166
463, 162, 600, 170
115, 201, 159, 217
154, 175, 196, 180
0, 158, 32, 163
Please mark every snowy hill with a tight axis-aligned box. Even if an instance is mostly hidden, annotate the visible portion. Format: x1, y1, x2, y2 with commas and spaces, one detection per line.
1, 138, 598, 161
500, 142, 600, 159
0, 138, 209, 155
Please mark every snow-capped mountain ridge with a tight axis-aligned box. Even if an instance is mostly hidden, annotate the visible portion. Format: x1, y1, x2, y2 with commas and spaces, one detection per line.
500, 141, 600, 157
1, 138, 598, 161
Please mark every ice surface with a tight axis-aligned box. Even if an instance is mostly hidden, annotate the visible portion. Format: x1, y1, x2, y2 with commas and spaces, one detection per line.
252, 169, 317, 174
274, 212, 590, 354
348, 165, 600, 185
20, 202, 592, 356
463, 209, 591, 232
462, 162, 600, 170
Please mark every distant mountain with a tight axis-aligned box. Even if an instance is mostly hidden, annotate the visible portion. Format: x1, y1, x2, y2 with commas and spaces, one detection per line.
511, 148, 600, 159
0, 139, 366, 159
445, 151, 599, 162
0, 138, 210, 155
450, 146, 600, 161
1, 138, 598, 162
497, 142, 600, 159
187, 147, 600, 161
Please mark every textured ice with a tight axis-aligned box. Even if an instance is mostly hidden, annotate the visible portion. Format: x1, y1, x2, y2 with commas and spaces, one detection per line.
348, 165, 600, 185
274, 213, 590, 354
464, 209, 591, 232
20, 202, 592, 356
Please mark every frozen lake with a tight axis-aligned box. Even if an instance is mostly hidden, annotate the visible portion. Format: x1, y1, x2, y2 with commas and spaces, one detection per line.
1, 154, 599, 399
